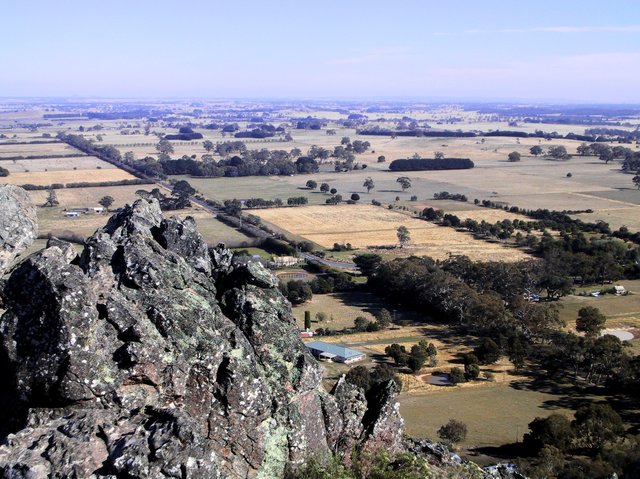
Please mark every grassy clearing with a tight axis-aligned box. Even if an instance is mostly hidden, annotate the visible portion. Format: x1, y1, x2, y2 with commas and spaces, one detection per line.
292, 291, 414, 330
254, 204, 530, 262
400, 382, 579, 448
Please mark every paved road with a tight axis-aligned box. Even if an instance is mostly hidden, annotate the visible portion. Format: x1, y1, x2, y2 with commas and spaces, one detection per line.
157, 183, 358, 270
300, 252, 357, 270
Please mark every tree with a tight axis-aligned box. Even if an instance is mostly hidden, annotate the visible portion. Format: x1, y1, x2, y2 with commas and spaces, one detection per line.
320, 183, 330, 194
434, 151, 445, 160
350, 193, 360, 202
396, 226, 411, 248
42, 188, 59, 207
396, 176, 411, 191
548, 145, 570, 160
576, 306, 606, 338
633, 173, 640, 189
530, 145, 543, 156
284, 280, 312, 305
345, 365, 371, 391
375, 309, 392, 329
572, 403, 624, 452
0, 166, 9, 177
315, 312, 327, 322
523, 414, 574, 454
173, 180, 196, 198
363, 177, 375, 193
99, 195, 114, 212
508, 151, 521, 162
407, 354, 425, 373
474, 338, 501, 364
330, 188, 338, 195
202, 140, 214, 152
449, 367, 466, 384
304, 311, 311, 330
156, 139, 174, 155
354, 316, 369, 332
306, 180, 317, 190
353, 253, 382, 277
437, 419, 468, 446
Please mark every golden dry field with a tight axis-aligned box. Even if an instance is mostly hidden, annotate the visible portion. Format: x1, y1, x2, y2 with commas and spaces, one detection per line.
254, 204, 530, 261
0, 141, 82, 157
3, 156, 117, 172
0, 168, 135, 186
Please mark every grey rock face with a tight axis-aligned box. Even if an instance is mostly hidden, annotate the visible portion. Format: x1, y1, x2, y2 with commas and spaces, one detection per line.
0, 185, 37, 275
0, 199, 403, 478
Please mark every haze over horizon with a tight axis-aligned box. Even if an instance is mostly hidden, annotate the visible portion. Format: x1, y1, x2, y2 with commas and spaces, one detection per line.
2, 0, 639, 103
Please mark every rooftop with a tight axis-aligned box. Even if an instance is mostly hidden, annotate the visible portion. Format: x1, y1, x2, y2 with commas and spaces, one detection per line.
305, 341, 364, 359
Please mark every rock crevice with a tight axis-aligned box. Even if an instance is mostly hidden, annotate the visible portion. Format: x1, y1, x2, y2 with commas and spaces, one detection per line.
0, 197, 403, 478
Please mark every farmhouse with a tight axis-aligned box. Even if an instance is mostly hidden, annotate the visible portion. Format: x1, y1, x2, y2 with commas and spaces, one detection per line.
614, 285, 626, 295
272, 255, 301, 268
64, 211, 80, 218
305, 341, 365, 364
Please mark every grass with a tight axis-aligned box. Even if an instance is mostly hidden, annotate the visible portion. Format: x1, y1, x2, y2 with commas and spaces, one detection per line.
254, 204, 530, 262
399, 382, 579, 448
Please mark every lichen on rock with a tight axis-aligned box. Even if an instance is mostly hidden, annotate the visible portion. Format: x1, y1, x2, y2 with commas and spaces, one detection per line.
0, 197, 404, 478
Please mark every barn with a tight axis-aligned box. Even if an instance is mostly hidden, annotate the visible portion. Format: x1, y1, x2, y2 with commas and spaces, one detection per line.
305, 341, 365, 364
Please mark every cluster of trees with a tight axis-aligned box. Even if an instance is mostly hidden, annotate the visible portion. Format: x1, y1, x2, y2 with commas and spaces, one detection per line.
163, 126, 203, 141
520, 403, 637, 478
576, 142, 637, 163
432, 191, 468, 202
385, 340, 438, 373
295, 117, 324, 130
141, 151, 319, 178
0, 166, 9, 177
20, 178, 152, 191
234, 124, 278, 138
357, 125, 476, 137
389, 158, 474, 171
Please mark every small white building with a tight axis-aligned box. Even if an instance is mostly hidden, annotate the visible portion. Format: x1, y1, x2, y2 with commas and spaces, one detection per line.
92, 207, 104, 214
614, 285, 626, 295
64, 211, 81, 218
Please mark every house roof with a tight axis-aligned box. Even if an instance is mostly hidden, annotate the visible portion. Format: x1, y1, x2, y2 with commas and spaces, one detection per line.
305, 341, 364, 359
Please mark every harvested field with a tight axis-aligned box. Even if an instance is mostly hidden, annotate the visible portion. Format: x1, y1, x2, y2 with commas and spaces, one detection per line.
2, 156, 117, 172
254, 204, 530, 262
0, 142, 82, 157
0, 169, 136, 186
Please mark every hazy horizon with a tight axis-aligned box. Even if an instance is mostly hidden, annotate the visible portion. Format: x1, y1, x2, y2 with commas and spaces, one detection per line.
2, 0, 640, 102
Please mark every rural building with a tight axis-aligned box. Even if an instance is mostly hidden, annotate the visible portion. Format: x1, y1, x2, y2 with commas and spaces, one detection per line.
272, 255, 301, 268
92, 207, 104, 214
299, 330, 315, 339
614, 285, 626, 295
64, 211, 81, 218
305, 341, 365, 364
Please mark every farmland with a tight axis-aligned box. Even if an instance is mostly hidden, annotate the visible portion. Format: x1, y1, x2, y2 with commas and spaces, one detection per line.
253, 204, 530, 261
1, 99, 640, 464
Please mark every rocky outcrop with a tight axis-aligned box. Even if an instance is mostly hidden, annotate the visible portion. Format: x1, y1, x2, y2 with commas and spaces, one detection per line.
0, 185, 37, 275
0, 199, 403, 478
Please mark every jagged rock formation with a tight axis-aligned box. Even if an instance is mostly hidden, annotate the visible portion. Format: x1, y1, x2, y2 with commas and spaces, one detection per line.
0, 185, 37, 275
0, 198, 403, 478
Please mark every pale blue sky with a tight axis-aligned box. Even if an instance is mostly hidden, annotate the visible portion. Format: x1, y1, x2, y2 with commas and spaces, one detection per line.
1, 0, 639, 102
